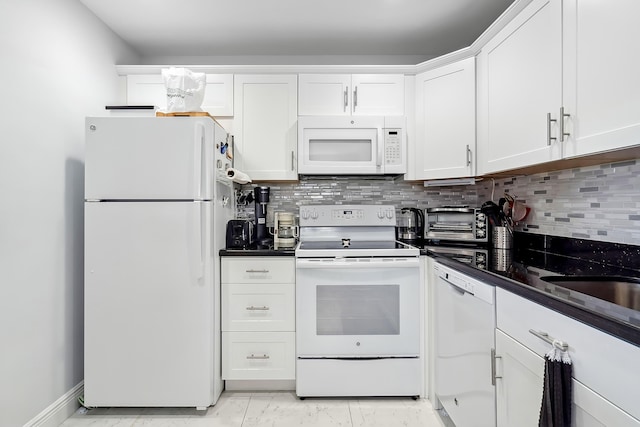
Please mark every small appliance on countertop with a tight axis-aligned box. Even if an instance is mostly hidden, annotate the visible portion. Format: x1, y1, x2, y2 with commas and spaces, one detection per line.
272, 211, 299, 249
396, 207, 425, 244
253, 186, 271, 245
425, 206, 488, 243
226, 219, 254, 249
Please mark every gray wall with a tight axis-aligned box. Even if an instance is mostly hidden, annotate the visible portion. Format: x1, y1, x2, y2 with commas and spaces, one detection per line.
238, 158, 640, 246
0, 1, 138, 425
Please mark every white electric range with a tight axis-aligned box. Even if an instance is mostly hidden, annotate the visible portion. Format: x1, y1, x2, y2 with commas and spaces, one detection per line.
295, 204, 422, 398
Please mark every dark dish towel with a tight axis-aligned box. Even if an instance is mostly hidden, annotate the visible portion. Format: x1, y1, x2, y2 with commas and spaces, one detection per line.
539, 342, 572, 427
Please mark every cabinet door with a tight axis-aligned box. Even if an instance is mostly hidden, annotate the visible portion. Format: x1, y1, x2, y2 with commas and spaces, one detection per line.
562, 0, 640, 158
233, 75, 298, 181
351, 74, 405, 116
126, 74, 233, 115
495, 330, 544, 427
126, 74, 165, 108
298, 74, 351, 116
573, 380, 640, 427
478, 0, 562, 174
415, 58, 476, 180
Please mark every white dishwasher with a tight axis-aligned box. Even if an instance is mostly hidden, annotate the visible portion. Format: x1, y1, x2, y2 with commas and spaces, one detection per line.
434, 262, 496, 427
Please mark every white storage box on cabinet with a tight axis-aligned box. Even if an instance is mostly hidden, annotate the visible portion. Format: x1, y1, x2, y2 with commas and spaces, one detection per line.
496, 288, 640, 425
126, 74, 234, 116
221, 257, 296, 382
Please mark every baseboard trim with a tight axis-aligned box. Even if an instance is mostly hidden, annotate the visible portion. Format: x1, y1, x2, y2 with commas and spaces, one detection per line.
24, 381, 84, 427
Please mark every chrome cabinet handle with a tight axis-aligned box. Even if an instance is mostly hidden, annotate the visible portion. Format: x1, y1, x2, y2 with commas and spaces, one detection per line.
353, 86, 358, 111
246, 305, 270, 311
246, 354, 270, 360
547, 113, 557, 146
466, 144, 472, 167
560, 107, 570, 142
291, 150, 295, 171
344, 86, 348, 112
529, 329, 569, 351
245, 269, 269, 273
491, 348, 502, 386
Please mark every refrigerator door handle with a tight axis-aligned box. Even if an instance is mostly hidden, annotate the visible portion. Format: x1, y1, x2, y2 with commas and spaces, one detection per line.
194, 123, 205, 200
189, 203, 205, 283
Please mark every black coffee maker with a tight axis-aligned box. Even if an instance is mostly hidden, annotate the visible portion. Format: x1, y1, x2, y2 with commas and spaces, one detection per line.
254, 186, 271, 244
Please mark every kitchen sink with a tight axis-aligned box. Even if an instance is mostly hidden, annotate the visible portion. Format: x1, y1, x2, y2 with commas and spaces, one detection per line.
540, 276, 640, 311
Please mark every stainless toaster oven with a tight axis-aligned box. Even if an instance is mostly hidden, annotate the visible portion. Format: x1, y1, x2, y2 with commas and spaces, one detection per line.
425, 206, 488, 243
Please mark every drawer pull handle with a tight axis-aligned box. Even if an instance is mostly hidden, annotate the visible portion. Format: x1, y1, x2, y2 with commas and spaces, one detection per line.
246, 354, 270, 360
246, 305, 270, 311
529, 329, 569, 351
246, 269, 269, 273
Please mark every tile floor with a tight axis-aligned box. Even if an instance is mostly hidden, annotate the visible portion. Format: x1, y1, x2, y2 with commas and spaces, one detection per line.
60, 391, 445, 427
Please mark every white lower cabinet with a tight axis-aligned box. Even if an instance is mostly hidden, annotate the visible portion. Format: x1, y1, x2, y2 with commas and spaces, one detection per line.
495, 329, 544, 427
496, 288, 640, 426
222, 331, 295, 380
221, 257, 295, 383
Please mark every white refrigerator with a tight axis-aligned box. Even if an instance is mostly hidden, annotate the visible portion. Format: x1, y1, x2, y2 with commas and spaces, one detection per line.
84, 116, 234, 409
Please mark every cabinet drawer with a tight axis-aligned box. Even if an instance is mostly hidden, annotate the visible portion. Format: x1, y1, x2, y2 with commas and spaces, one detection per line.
222, 332, 295, 380
222, 283, 295, 332
497, 288, 640, 421
222, 257, 295, 284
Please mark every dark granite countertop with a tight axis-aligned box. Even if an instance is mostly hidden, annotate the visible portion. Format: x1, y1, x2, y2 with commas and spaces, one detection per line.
219, 240, 296, 256
423, 233, 640, 348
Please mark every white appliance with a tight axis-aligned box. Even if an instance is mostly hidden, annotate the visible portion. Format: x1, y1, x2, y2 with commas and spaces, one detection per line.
297, 116, 406, 175
433, 262, 496, 427
295, 205, 421, 397
84, 116, 234, 409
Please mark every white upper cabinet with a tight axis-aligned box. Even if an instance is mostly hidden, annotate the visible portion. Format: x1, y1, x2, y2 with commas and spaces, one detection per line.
233, 74, 298, 181
298, 74, 405, 116
126, 74, 234, 116
562, 0, 640, 158
478, 0, 640, 175
477, 0, 563, 175
414, 57, 476, 180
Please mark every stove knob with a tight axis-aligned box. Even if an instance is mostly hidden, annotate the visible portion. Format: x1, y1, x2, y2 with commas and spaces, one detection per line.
377, 210, 385, 219
477, 229, 486, 237
301, 211, 309, 220
386, 210, 394, 220
311, 211, 319, 219
477, 221, 486, 228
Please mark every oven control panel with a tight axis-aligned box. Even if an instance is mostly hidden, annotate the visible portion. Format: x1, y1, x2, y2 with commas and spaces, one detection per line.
300, 205, 396, 226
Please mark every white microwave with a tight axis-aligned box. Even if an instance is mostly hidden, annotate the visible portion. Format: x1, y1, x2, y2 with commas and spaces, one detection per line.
297, 116, 407, 175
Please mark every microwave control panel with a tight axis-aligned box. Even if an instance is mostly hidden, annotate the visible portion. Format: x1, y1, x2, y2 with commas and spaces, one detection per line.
384, 129, 403, 166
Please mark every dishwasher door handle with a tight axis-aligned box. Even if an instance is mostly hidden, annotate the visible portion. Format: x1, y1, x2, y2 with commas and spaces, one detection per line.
441, 277, 472, 296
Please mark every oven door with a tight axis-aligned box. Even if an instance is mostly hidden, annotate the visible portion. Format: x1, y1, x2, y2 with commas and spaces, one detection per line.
295, 257, 420, 358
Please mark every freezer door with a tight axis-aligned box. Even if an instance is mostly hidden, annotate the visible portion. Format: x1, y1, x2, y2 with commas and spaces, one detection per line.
85, 117, 214, 200
84, 201, 215, 407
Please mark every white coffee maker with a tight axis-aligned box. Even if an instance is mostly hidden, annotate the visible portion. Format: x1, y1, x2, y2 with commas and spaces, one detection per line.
273, 212, 299, 249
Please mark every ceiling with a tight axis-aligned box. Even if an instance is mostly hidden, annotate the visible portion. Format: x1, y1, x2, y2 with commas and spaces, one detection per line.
80, 0, 514, 63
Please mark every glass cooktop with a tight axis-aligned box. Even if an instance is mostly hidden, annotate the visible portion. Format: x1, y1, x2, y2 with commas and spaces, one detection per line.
298, 240, 416, 250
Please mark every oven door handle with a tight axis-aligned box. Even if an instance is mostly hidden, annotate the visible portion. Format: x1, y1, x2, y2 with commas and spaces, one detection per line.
296, 258, 420, 269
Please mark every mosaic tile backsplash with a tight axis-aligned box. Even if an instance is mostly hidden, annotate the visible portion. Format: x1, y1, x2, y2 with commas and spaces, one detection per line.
237, 158, 640, 246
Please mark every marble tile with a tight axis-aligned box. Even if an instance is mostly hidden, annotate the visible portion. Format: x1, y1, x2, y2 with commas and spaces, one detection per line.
349, 398, 444, 427
59, 407, 140, 427
241, 392, 352, 427
59, 392, 445, 427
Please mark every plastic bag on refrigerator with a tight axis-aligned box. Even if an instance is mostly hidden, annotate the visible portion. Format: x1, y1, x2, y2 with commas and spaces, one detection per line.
161, 67, 206, 112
